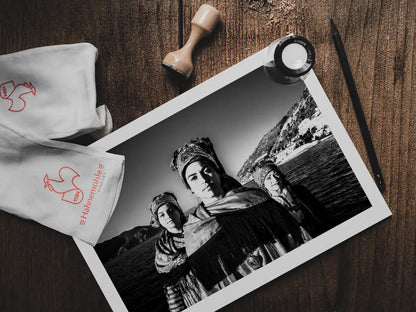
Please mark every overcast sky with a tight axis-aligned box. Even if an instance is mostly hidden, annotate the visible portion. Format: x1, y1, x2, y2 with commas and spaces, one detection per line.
98, 67, 306, 243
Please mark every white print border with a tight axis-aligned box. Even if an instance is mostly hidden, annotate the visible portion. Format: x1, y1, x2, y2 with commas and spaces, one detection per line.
74, 44, 392, 312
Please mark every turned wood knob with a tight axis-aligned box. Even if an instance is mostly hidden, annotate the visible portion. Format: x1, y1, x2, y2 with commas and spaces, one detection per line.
162, 4, 220, 79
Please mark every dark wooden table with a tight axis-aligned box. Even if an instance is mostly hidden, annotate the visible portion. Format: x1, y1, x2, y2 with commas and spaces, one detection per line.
1, 1, 415, 311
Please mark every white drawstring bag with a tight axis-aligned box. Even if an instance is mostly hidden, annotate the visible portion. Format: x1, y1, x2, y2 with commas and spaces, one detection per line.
0, 43, 125, 245
0, 121, 124, 245
0, 43, 112, 139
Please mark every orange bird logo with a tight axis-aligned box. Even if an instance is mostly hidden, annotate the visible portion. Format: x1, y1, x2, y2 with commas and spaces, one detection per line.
0, 80, 36, 112
43, 167, 84, 205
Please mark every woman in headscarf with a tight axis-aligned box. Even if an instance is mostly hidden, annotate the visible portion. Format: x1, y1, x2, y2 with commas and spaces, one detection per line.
252, 160, 337, 238
150, 192, 207, 311
170, 137, 304, 293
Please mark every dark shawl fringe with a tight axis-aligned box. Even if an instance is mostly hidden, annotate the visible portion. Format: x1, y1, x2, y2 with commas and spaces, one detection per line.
188, 198, 303, 290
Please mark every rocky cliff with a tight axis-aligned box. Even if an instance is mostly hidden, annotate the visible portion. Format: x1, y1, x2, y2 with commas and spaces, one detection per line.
237, 87, 331, 183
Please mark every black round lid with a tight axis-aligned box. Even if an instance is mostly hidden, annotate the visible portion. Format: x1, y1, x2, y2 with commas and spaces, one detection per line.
274, 36, 315, 78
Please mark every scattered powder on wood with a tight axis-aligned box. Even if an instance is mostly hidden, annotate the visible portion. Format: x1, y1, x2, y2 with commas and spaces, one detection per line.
244, 0, 276, 12
243, 0, 305, 27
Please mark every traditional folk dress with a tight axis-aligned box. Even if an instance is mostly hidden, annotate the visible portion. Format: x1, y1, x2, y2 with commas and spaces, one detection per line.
251, 160, 337, 240
273, 185, 338, 238
183, 186, 304, 292
155, 229, 208, 312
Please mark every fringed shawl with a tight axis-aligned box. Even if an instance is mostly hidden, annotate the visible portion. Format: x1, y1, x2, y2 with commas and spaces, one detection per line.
155, 230, 188, 277
154, 230, 207, 309
183, 187, 304, 290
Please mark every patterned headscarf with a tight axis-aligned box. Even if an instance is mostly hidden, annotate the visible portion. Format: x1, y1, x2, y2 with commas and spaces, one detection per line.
170, 137, 226, 187
149, 192, 186, 228
252, 160, 284, 188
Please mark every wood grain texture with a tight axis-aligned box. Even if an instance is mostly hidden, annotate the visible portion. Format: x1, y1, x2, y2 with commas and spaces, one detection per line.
0, 0, 180, 130
0, 0, 179, 311
0, 0, 415, 311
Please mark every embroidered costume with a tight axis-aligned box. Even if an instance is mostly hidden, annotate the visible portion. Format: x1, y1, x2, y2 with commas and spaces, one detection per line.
171, 138, 304, 292
150, 192, 207, 311
252, 160, 337, 238
183, 186, 303, 291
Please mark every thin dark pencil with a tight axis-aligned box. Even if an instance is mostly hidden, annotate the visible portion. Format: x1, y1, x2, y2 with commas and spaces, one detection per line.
329, 16, 386, 193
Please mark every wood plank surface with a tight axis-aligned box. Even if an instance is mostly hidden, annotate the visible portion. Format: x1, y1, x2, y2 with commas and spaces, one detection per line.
0, 1, 180, 311
1, 0, 415, 311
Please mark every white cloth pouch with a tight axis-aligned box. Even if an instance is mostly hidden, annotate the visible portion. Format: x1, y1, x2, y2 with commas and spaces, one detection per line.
0, 43, 111, 140
0, 121, 125, 245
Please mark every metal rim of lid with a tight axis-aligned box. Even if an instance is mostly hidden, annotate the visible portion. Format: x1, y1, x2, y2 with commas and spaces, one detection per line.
274, 36, 316, 78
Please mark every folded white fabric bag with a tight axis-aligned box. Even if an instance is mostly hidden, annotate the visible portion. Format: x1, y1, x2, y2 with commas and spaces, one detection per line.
0, 43, 111, 139
0, 121, 125, 245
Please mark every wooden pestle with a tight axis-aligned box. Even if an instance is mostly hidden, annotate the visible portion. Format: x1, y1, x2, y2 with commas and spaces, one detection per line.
162, 4, 220, 79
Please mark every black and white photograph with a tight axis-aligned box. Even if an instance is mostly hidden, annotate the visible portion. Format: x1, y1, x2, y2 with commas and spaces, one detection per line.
91, 64, 378, 312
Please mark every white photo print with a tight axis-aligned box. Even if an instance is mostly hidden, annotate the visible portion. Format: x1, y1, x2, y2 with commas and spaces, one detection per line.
74, 44, 391, 312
